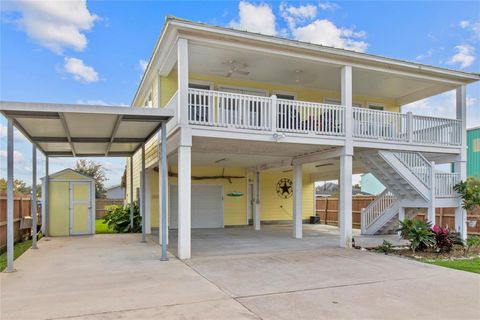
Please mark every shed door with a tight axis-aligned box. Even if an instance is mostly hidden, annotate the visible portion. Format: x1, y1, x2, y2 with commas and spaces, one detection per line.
169, 185, 223, 229
70, 182, 92, 235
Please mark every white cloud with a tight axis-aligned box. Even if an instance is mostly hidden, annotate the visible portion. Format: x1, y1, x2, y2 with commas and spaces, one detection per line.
0, 125, 28, 143
280, 3, 317, 29
292, 19, 368, 52
63, 57, 99, 83
416, 48, 434, 60
139, 59, 148, 72
459, 20, 480, 40
229, 1, 276, 36
0, 150, 24, 162
402, 90, 480, 128
447, 44, 476, 68
3, 0, 98, 54
318, 2, 340, 10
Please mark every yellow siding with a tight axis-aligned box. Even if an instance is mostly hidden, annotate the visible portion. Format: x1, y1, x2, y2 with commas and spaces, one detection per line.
256, 171, 314, 221
49, 181, 70, 236
146, 167, 314, 227
52, 171, 88, 181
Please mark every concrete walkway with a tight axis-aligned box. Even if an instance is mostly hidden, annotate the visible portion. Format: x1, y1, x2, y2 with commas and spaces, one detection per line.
1, 232, 479, 320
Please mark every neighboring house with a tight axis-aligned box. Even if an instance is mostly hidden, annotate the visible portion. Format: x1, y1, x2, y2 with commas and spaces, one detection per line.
125, 17, 478, 259
360, 173, 385, 196
106, 184, 125, 199
467, 126, 480, 179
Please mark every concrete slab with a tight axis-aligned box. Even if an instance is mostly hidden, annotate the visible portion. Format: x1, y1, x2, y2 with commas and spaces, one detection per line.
163, 224, 407, 258
0, 234, 256, 320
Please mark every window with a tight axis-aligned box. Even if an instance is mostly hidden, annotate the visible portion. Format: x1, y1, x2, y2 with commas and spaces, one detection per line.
324, 99, 363, 108
144, 92, 153, 108
473, 138, 480, 152
368, 103, 384, 111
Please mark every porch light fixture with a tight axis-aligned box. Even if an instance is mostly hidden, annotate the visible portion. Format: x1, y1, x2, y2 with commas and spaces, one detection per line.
273, 132, 286, 142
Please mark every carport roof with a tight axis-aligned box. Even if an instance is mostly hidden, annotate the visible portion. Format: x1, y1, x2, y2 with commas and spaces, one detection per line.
0, 101, 173, 157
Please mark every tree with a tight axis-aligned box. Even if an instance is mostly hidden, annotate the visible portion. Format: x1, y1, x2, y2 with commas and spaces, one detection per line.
74, 160, 107, 198
454, 177, 480, 211
0, 178, 40, 196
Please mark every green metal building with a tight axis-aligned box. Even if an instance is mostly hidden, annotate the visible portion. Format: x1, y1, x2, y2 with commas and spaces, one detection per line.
467, 126, 480, 179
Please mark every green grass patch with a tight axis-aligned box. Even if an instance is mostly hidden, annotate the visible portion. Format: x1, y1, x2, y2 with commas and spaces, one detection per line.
0, 239, 34, 272
425, 257, 480, 274
95, 219, 115, 234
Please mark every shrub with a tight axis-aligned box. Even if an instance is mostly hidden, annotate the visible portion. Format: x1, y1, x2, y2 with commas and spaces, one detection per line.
466, 235, 480, 254
103, 201, 142, 233
397, 218, 435, 253
454, 177, 480, 211
432, 225, 460, 253
376, 240, 394, 255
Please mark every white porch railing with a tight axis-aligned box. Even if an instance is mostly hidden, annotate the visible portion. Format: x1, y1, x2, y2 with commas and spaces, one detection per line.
393, 151, 432, 187
412, 115, 462, 146
276, 99, 345, 135
435, 172, 460, 197
353, 107, 407, 141
188, 88, 272, 130
361, 189, 398, 233
185, 88, 462, 146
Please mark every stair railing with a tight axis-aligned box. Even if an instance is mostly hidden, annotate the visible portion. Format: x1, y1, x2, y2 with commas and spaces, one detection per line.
392, 152, 432, 188
361, 189, 398, 233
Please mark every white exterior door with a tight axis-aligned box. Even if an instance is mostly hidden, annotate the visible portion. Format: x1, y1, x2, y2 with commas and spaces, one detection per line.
169, 185, 223, 229
69, 182, 92, 235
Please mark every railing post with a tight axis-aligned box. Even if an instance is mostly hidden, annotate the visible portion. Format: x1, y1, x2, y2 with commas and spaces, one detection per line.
360, 208, 366, 234
428, 161, 436, 225
270, 95, 277, 133
407, 112, 413, 142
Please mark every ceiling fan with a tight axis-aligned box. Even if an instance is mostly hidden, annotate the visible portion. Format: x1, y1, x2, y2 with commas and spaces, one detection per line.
220, 59, 250, 77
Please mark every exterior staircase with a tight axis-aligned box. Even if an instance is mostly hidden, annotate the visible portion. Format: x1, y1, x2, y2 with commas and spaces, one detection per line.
358, 150, 459, 235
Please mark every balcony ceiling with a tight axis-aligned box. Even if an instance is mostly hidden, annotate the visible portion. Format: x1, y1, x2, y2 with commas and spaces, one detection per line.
188, 43, 455, 105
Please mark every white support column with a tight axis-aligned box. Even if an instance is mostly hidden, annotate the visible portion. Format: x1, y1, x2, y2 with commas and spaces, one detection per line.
253, 171, 261, 231
398, 206, 405, 237
428, 161, 436, 225
293, 164, 303, 239
145, 169, 151, 234
340, 65, 353, 248
141, 145, 146, 243
177, 38, 189, 126
44, 156, 49, 237
177, 129, 192, 259
6, 119, 14, 272
160, 123, 168, 261
455, 85, 467, 242
31, 146, 38, 249
129, 156, 134, 230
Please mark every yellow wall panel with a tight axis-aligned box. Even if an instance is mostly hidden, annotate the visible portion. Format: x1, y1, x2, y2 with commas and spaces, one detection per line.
49, 181, 70, 236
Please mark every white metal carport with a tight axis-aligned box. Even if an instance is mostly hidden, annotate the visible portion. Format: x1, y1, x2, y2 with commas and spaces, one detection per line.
1, 101, 173, 272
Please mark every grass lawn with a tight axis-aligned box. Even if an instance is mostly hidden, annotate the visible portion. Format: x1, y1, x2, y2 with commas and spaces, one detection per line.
424, 257, 480, 274
95, 219, 115, 234
0, 239, 34, 272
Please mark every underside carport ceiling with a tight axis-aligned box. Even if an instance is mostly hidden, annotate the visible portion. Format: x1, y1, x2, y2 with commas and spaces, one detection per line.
0, 101, 173, 157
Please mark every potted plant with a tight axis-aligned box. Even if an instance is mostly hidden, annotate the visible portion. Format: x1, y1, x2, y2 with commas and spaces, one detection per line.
454, 177, 480, 228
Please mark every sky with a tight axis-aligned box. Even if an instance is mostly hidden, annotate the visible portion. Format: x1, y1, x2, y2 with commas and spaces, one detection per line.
1, 0, 479, 188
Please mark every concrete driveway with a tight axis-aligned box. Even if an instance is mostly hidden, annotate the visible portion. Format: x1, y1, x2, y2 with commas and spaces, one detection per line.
1, 231, 479, 320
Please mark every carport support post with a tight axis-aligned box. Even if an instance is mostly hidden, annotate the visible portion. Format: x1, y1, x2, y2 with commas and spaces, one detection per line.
6, 119, 14, 272
178, 133, 192, 260
293, 164, 302, 239
160, 123, 168, 261
141, 145, 146, 243
253, 171, 261, 231
31, 146, 38, 249
455, 85, 467, 242
45, 156, 49, 237
129, 156, 134, 230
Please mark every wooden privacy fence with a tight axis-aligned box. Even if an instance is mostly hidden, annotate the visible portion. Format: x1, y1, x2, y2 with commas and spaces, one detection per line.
315, 196, 480, 235
0, 193, 38, 253
95, 199, 124, 219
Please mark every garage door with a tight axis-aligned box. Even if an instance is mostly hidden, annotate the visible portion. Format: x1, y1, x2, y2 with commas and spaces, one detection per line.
169, 185, 223, 228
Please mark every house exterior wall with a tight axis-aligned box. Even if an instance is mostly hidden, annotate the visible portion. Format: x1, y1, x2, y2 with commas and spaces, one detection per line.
147, 167, 314, 228
467, 127, 480, 179
360, 173, 386, 195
